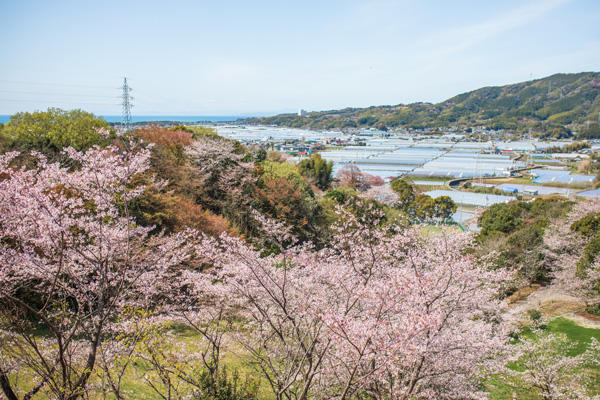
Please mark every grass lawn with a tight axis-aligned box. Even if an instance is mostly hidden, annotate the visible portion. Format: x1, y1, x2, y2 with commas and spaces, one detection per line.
546, 318, 600, 354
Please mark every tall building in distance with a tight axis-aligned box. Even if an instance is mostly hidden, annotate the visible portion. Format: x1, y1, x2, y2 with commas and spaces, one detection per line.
298, 109, 307, 117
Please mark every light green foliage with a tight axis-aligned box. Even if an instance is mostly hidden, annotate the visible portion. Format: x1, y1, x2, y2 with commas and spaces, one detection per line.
185, 125, 220, 139
579, 122, 600, 139
324, 186, 359, 204
2, 108, 110, 152
260, 160, 302, 181
430, 195, 457, 222
571, 213, 600, 237
479, 203, 525, 236
297, 153, 333, 190
0, 123, 8, 152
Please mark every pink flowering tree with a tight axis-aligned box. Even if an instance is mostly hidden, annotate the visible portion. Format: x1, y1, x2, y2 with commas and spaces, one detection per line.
0, 142, 194, 400
185, 204, 510, 400
499, 333, 600, 400
336, 165, 383, 191
543, 199, 600, 305
359, 184, 399, 206
308, 207, 509, 399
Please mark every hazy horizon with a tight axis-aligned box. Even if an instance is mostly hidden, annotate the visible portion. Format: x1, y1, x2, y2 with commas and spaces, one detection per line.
1, 0, 599, 116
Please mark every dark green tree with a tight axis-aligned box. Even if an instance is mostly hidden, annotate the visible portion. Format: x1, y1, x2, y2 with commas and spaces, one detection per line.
390, 179, 415, 209
430, 196, 457, 223
298, 153, 333, 190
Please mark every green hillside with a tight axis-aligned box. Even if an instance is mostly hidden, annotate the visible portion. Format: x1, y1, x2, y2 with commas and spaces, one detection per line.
244, 72, 600, 138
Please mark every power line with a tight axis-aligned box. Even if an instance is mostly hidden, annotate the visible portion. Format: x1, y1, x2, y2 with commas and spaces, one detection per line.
0, 79, 118, 90
0, 89, 118, 98
0, 98, 118, 106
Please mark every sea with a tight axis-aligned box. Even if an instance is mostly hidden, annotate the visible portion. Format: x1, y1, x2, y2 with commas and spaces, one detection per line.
0, 115, 241, 124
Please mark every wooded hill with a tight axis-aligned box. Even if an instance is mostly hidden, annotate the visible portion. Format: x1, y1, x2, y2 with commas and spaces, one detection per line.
243, 72, 600, 138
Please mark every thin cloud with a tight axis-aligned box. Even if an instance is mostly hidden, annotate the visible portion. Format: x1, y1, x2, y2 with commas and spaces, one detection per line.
419, 0, 573, 60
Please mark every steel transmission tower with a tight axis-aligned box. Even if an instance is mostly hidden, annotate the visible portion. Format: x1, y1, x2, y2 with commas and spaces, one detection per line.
120, 77, 133, 133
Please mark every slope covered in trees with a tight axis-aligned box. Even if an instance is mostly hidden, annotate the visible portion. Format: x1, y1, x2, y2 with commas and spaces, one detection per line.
244, 72, 600, 138
2, 109, 600, 399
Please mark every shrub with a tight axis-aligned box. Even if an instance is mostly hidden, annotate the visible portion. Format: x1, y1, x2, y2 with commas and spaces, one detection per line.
586, 303, 600, 316
193, 367, 259, 400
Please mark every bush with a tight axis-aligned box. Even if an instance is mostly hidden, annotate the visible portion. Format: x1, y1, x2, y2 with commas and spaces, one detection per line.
527, 309, 543, 322
478, 203, 524, 236
571, 213, 600, 237
586, 303, 600, 316
193, 367, 259, 400
577, 235, 600, 275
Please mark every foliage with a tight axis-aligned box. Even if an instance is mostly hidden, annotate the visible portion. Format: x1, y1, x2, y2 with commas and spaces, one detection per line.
543, 142, 590, 154
130, 126, 235, 237
323, 186, 408, 233
479, 202, 525, 236
390, 178, 415, 209
542, 200, 600, 305
1, 108, 111, 155
389, 179, 456, 224
578, 123, 600, 139
577, 235, 600, 274
324, 186, 359, 204
586, 303, 600, 316
411, 194, 457, 224
191, 367, 259, 400
476, 198, 573, 285
297, 153, 333, 190
186, 125, 222, 140
570, 211, 600, 274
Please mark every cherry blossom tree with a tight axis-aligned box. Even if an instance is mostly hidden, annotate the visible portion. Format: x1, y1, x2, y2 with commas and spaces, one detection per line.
359, 184, 399, 206
185, 136, 259, 234
185, 205, 511, 400
543, 199, 600, 305
308, 208, 509, 400
500, 334, 600, 400
0, 142, 195, 400
336, 165, 383, 191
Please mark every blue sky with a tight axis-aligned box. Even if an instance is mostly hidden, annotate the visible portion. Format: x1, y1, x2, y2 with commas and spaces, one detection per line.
1, 0, 599, 115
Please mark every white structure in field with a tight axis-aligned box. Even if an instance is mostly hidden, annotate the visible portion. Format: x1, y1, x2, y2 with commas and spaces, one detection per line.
298, 109, 307, 117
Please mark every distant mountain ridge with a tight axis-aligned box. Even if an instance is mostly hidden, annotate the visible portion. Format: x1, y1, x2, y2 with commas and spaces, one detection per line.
243, 72, 600, 138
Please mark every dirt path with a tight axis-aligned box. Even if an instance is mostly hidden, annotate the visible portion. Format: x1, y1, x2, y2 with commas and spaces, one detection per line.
506, 285, 600, 329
